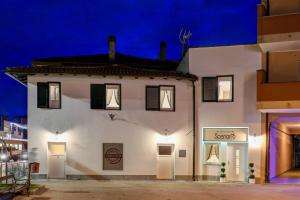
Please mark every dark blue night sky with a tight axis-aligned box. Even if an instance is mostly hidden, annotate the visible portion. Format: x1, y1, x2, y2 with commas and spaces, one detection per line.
0, 0, 260, 119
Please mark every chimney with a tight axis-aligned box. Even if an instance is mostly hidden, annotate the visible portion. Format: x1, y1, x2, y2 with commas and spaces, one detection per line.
160, 41, 166, 61
108, 35, 116, 61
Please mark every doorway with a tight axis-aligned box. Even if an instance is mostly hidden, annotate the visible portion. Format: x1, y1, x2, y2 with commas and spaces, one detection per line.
157, 144, 174, 179
48, 142, 66, 179
227, 143, 247, 182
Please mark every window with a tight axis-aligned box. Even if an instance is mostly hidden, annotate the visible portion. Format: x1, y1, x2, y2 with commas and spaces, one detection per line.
37, 82, 61, 109
205, 143, 220, 164
146, 85, 175, 111
91, 84, 121, 110
158, 146, 172, 155
202, 75, 233, 102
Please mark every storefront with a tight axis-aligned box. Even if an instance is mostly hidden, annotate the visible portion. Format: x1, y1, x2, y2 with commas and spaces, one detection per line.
201, 127, 249, 182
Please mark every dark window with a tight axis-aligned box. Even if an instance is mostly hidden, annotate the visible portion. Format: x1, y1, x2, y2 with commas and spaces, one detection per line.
146, 86, 160, 110
37, 82, 49, 108
91, 84, 106, 109
158, 146, 172, 155
91, 84, 121, 110
146, 85, 175, 111
202, 75, 233, 102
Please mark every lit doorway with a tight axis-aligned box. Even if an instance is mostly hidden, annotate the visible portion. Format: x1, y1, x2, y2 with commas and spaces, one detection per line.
157, 144, 174, 179
226, 143, 247, 182
48, 142, 66, 179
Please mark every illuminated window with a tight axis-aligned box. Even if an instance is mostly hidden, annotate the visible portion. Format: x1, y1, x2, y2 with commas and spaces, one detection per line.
235, 149, 240, 175
218, 76, 233, 101
106, 84, 121, 109
160, 86, 174, 111
202, 75, 233, 102
205, 144, 220, 164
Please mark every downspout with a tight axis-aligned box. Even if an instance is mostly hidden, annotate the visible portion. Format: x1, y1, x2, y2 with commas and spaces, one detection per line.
192, 80, 196, 181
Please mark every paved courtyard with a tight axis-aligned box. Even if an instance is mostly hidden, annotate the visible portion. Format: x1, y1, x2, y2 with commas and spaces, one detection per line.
15, 180, 300, 200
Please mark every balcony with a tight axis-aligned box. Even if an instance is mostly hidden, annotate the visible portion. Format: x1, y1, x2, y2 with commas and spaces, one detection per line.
257, 70, 300, 112
257, 4, 300, 52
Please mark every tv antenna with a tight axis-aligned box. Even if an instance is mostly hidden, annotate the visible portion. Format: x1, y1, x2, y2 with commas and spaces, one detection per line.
179, 28, 192, 57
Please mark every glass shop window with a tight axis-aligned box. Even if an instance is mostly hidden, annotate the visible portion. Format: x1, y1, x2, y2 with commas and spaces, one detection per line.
205, 143, 220, 164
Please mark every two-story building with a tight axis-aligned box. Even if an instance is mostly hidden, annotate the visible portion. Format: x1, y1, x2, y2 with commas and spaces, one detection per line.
5, 37, 198, 180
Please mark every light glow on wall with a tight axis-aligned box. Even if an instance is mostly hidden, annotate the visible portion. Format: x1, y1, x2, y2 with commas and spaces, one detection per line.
156, 133, 176, 144
249, 134, 261, 149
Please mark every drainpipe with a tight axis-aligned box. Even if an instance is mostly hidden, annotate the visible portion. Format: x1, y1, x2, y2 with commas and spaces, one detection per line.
192, 80, 196, 181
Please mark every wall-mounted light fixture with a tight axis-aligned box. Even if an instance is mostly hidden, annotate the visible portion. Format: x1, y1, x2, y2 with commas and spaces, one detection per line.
108, 113, 116, 121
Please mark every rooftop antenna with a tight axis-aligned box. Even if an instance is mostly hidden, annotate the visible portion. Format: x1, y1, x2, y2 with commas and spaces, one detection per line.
179, 28, 192, 58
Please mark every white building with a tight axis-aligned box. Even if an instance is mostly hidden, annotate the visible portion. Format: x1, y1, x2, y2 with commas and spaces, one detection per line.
6, 37, 198, 180
179, 44, 263, 182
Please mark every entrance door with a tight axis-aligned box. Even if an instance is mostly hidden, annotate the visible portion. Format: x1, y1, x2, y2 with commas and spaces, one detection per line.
227, 143, 247, 181
157, 145, 174, 179
48, 142, 66, 179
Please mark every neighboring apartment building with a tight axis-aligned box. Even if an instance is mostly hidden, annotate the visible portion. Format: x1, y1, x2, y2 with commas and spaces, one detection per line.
0, 116, 28, 153
5, 37, 197, 180
257, 0, 300, 183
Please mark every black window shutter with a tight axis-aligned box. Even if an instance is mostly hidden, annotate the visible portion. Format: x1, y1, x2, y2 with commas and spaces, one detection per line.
37, 82, 49, 108
146, 86, 160, 110
202, 77, 217, 102
91, 84, 105, 109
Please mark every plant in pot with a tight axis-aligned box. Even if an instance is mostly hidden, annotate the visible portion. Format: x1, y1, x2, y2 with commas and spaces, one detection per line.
248, 163, 255, 184
220, 162, 226, 183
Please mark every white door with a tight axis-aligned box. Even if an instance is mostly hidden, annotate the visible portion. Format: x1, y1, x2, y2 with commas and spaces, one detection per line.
48, 142, 66, 179
157, 145, 174, 179
227, 143, 247, 182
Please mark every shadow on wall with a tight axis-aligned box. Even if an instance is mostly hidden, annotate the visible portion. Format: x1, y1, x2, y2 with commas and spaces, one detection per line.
243, 71, 259, 123
66, 157, 109, 181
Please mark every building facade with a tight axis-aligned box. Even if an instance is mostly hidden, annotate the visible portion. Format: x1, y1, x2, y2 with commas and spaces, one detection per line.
6, 0, 300, 183
6, 38, 198, 180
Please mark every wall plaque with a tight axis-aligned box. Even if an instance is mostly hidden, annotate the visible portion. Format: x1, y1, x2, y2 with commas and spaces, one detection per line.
103, 143, 123, 170
203, 128, 248, 142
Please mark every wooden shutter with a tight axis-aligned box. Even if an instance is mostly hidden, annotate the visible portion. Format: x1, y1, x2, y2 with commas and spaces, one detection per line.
91, 84, 105, 109
37, 82, 49, 108
202, 77, 217, 102
146, 86, 160, 110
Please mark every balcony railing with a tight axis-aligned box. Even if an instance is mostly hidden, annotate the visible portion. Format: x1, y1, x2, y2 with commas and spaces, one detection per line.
257, 70, 300, 110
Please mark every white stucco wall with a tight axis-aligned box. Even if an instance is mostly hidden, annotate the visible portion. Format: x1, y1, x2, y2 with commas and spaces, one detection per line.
27, 75, 193, 178
186, 45, 262, 179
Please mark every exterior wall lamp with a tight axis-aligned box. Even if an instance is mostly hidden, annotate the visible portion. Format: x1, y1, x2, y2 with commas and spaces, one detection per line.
108, 113, 116, 121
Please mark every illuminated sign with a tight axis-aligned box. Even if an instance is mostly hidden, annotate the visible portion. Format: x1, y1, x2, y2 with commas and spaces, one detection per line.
203, 128, 248, 142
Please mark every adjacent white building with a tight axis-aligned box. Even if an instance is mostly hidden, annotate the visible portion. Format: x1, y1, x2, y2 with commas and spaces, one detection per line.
179, 44, 263, 182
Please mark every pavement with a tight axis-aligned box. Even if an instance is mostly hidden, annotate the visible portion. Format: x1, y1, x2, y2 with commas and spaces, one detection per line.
14, 180, 300, 200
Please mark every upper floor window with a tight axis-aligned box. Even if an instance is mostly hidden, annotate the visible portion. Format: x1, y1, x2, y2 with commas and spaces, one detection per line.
91, 84, 121, 110
202, 75, 233, 102
37, 82, 61, 109
146, 85, 175, 111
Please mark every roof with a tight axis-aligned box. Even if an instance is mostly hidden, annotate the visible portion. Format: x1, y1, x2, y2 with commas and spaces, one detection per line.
32, 53, 178, 71
5, 53, 197, 84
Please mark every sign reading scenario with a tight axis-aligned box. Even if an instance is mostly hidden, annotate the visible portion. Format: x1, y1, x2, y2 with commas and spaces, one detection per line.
203, 128, 248, 142
103, 143, 123, 170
